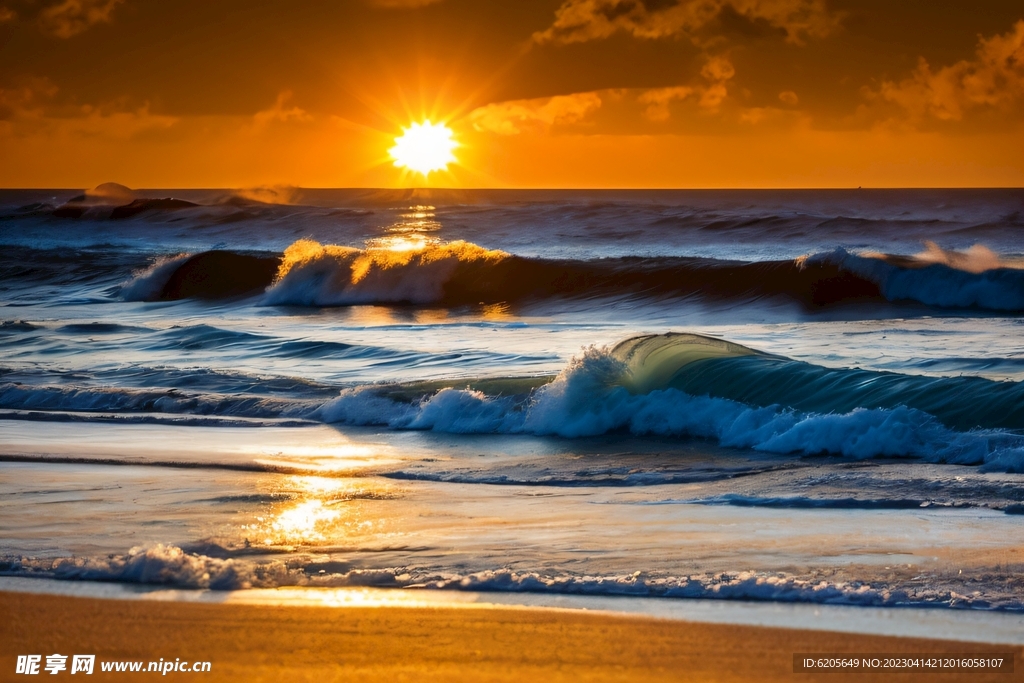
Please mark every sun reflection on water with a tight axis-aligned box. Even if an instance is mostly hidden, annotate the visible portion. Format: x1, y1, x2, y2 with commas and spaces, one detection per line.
246, 476, 395, 547
251, 441, 399, 474
392, 205, 441, 232
364, 233, 438, 252
266, 499, 341, 545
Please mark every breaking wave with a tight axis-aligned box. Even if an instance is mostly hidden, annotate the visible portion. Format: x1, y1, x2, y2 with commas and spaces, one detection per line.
122, 251, 280, 300
315, 334, 1024, 472
110, 238, 1024, 312
823, 245, 1024, 310
120, 253, 192, 300
264, 238, 507, 306
4, 333, 1023, 471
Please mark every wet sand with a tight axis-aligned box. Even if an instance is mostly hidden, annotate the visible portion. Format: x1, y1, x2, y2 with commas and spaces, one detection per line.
2, 590, 1019, 682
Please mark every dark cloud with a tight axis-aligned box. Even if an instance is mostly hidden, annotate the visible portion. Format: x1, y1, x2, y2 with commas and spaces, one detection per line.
365, 0, 445, 7
0, 0, 125, 37
532, 0, 840, 46
40, 0, 124, 37
867, 20, 1024, 125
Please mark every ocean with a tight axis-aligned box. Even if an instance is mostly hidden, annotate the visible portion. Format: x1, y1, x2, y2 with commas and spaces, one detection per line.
2, 185, 1023, 611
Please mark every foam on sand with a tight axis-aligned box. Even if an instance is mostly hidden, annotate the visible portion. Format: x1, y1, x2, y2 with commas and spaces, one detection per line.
6, 543, 1022, 609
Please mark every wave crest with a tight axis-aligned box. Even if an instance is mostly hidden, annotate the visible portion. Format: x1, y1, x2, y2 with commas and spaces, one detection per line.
818, 247, 1024, 311
866, 241, 1022, 274
265, 239, 508, 306
120, 253, 192, 301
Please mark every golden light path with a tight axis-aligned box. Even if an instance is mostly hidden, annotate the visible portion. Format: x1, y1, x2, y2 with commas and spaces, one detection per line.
389, 120, 457, 176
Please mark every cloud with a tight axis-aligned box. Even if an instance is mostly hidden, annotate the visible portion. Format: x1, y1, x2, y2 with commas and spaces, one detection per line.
0, 79, 177, 139
1, 83, 310, 144
364, 0, 444, 6
639, 86, 694, 121
252, 91, 313, 129
468, 92, 602, 135
700, 54, 735, 81
778, 90, 799, 106
0, 78, 58, 121
698, 55, 734, 108
38, 0, 124, 38
68, 103, 178, 138
4, 103, 177, 139
0, 6, 16, 22
870, 20, 1024, 123
533, 0, 840, 47
639, 55, 735, 119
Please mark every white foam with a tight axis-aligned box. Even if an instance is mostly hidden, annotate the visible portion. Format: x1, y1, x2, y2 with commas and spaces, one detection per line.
263, 239, 506, 307
817, 248, 1024, 311
6, 546, 1020, 610
31, 544, 251, 590
317, 346, 1024, 472
120, 253, 191, 301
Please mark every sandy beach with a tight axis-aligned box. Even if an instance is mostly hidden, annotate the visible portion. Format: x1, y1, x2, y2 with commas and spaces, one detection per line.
2, 590, 1018, 682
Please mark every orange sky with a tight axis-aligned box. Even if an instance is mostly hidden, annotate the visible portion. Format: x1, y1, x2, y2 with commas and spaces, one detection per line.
1, 0, 1023, 188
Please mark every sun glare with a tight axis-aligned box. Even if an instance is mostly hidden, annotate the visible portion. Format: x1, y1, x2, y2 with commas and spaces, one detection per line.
389, 120, 457, 176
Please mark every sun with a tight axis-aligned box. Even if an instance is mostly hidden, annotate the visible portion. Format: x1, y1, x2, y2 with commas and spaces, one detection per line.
389, 120, 457, 176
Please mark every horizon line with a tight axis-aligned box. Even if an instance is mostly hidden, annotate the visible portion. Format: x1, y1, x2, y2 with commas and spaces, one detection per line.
2, 186, 1023, 192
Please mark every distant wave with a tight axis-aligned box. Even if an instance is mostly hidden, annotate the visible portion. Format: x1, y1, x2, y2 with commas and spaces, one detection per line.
0, 362, 339, 400
0, 382, 317, 419
7, 238, 1022, 312
0, 320, 41, 333
823, 245, 1024, 310
110, 238, 1024, 312
1, 184, 367, 221
48, 182, 199, 220
148, 324, 390, 360
0, 322, 527, 378
671, 494, 982, 511
56, 322, 152, 335
0, 412, 315, 429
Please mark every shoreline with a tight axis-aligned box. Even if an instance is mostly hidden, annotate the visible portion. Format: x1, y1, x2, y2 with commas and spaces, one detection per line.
3, 587, 1020, 682
3, 576, 1024, 646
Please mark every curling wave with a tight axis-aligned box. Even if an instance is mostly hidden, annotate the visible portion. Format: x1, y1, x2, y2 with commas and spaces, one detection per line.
316, 333, 1024, 471
122, 251, 280, 300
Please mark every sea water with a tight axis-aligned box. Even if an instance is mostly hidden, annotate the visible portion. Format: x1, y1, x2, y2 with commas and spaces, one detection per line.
1, 187, 1023, 611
